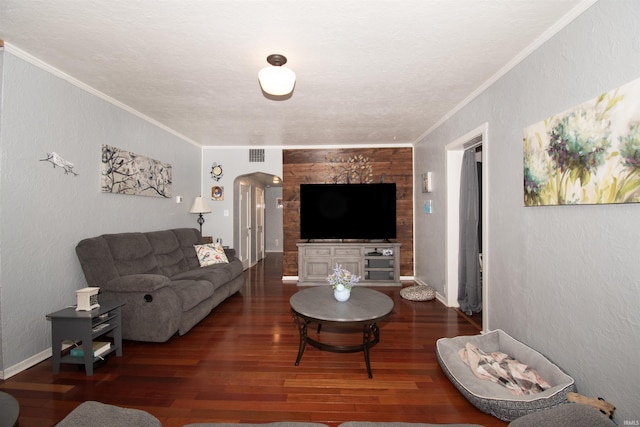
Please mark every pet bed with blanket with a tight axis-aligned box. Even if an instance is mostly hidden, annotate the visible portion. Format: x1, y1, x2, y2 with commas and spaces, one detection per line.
436, 329, 575, 422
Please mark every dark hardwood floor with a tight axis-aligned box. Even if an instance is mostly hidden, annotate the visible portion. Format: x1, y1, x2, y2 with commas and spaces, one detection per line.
0, 253, 506, 427
454, 309, 482, 331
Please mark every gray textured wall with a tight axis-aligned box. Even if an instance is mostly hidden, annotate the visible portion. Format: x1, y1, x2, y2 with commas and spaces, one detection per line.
200, 147, 282, 248
0, 52, 202, 375
414, 0, 640, 422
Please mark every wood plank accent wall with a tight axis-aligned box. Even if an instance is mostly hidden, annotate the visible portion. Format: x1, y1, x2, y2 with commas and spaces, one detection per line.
282, 147, 413, 278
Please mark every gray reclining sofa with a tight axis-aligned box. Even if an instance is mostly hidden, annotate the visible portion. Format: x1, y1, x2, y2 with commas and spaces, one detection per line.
75, 228, 244, 342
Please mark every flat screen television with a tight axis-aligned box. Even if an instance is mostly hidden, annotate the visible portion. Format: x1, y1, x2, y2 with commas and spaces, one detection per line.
299, 183, 396, 241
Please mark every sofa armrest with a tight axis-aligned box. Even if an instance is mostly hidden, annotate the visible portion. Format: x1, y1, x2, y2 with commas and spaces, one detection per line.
224, 248, 237, 260
102, 274, 171, 293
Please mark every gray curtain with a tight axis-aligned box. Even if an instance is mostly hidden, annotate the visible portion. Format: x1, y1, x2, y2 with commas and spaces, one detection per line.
458, 148, 482, 314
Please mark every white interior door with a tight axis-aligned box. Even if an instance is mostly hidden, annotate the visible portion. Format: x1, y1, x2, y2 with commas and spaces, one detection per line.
256, 187, 265, 262
239, 184, 251, 269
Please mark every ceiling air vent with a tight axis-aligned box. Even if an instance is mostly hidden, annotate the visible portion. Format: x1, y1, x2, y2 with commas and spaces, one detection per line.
249, 149, 265, 162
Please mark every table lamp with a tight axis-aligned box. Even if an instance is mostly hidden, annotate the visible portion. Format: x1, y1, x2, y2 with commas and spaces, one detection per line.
189, 196, 211, 234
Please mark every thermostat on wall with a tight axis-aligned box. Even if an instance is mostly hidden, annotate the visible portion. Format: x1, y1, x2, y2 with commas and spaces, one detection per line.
76, 287, 100, 311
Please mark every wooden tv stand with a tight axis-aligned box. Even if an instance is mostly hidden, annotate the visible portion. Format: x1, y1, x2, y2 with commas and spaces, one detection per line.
297, 242, 402, 286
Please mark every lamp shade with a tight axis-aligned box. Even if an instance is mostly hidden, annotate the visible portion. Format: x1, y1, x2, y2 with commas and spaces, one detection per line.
259, 54, 296, 96
189, 196, 211, 214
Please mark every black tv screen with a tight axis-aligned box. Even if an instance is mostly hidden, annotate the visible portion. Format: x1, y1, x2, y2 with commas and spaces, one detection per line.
300, 183, 396, 240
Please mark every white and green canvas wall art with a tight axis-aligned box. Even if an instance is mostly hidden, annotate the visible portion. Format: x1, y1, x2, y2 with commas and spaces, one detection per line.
523, 77, 640, 206
101, 144, 172, 198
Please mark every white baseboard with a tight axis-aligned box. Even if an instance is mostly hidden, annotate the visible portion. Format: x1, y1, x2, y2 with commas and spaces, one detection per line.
0, 341, 75, 380
413, 278, 448, 307
413, 277, 429, 287
1, 348, 52, 380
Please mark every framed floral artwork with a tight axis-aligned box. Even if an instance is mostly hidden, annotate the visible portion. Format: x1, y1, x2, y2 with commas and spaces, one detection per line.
523, 77, 640, 206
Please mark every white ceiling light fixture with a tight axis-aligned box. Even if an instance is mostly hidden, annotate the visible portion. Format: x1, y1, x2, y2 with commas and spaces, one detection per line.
258, 54, 296, 96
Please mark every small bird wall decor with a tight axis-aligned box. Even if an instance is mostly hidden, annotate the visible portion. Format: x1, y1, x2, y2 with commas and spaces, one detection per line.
40, 152, 79, 176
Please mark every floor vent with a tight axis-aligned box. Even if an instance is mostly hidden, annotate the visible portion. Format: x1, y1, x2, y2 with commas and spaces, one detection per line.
249, 149, 265, 162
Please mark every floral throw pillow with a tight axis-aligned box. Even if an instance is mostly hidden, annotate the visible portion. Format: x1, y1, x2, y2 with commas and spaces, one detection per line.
194, 243, 229, 266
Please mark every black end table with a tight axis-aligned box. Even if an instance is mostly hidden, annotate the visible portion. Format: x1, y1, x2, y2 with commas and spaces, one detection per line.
46, 301, 124, 376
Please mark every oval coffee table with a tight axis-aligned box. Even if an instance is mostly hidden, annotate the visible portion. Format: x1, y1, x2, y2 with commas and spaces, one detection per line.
290, 286, 394, 378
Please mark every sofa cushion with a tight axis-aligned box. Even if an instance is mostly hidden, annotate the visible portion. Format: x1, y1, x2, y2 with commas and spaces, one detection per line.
103, 274, 170, 293
172, 228, 205, 270
103, 233, 160, 276
195, 243, 229, 266
171, 263, 233, 285
170, 280, 217, 311
75, 237, 120, 287
146, 230, 189, 276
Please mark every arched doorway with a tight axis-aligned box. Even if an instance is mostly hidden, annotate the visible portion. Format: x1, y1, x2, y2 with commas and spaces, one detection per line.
233, 172, 282, 269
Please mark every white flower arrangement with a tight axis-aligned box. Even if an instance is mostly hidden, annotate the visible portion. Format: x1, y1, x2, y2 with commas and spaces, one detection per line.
327, 264, 361, 291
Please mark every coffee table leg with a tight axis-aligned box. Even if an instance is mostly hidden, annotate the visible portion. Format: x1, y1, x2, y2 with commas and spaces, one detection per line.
362, 325, 373, 378
363, 323, 381, 378
292, 312, 308, 366
363, 324, 373, 378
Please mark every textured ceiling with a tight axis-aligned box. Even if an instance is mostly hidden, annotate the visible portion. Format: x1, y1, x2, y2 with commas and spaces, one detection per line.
0, 0, 595, 147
